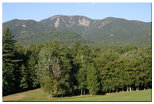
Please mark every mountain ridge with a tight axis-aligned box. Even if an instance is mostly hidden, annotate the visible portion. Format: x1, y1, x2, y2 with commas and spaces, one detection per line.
3, 15, 151, 46
4, 15, 151, 23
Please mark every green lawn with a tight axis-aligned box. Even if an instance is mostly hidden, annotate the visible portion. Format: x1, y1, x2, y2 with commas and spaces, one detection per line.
3, 88, 152, 102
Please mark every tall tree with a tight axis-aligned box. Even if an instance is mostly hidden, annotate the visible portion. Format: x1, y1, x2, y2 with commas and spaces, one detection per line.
3, 28, 20, 95
38, 41, 72, 97
77, 65, 87, 95
87, 64, 100, 95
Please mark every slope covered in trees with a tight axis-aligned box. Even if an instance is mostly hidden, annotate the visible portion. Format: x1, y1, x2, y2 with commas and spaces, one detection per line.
3, 28, 152, 97
3, 15, 151, 46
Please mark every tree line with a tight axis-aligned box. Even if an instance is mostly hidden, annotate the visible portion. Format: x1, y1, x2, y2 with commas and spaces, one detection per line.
3, 28, 152, 96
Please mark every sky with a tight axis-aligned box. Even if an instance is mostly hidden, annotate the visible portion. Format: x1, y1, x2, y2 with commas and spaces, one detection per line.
2, 3, 151, 22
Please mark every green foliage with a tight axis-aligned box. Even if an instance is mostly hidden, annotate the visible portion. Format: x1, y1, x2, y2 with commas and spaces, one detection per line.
2, 28, 152, 97
3, 16, 151, 47
3, 28, 16, 63
77, 67, 87, 89
20, 64, 28, 89
38, 41, 72, 97
3, 28, 21, 95
77, 65, 87, 95
87, 64, 100, 95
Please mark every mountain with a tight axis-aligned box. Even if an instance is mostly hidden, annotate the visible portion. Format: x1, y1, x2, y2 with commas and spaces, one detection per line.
3, 15, 152, 46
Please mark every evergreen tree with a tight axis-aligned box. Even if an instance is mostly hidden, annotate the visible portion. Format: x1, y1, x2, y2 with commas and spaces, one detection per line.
87, 64, 100, 95
3, 28, 20, 95
3, 28, 16, 63
77, 65, 87, 95
20, 64, 28, 89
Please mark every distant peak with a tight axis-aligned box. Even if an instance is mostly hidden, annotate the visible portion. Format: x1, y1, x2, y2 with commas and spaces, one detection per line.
12, 19, 20, 21
103, 17, 118, 20
48, 15, 92, 20
103, 17, 128, 21
5, 19, 37, 23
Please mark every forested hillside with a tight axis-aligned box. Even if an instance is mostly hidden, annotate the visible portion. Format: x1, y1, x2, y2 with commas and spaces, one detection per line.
3, 28, 152, 97
3, 15, 151, 46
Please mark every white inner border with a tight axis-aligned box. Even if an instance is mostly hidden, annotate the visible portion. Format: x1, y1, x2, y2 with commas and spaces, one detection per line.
0, 0, 153, 104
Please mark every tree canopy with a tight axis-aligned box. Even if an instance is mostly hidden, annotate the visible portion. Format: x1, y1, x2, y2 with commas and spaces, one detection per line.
3, 28, 152, 96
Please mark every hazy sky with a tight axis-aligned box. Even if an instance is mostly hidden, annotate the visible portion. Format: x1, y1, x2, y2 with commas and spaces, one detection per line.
3, 3, 151, 22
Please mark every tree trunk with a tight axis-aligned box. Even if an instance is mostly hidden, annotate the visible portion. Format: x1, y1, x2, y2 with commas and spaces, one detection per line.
49, 90, 52, 98
129, 87, 132, 91
116, 90, 118, 93
84, 89, 85, 95
81, 89, 82, 96
127, 87, 129, 91
49, 94, 52, 98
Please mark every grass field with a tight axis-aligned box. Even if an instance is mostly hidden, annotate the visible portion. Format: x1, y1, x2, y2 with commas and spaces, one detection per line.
3, 88, 152, 102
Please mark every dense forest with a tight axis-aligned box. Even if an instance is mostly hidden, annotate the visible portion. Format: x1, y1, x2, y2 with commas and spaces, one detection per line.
3, 28, 152, 97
